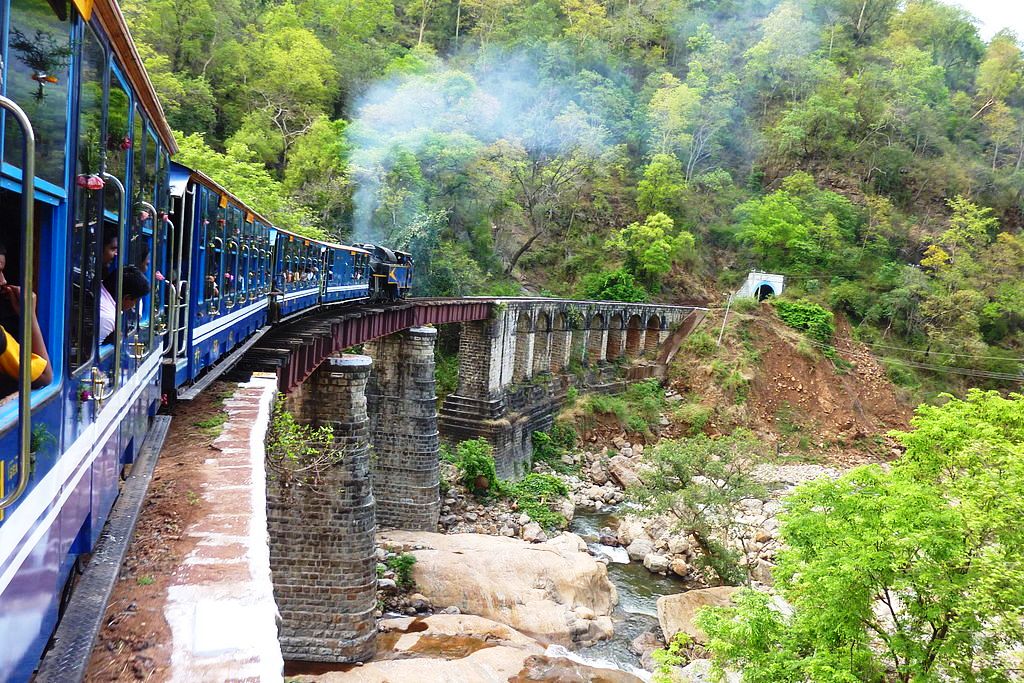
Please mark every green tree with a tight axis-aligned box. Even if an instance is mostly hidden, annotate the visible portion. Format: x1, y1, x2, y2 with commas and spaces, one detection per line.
608, 212, 694, 289
698, 390, 1024, 682
628, 431, 768, 585
636, 153, 686, 219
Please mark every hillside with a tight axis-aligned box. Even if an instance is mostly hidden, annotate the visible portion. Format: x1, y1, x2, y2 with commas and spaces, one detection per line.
125, 0, 1024, 396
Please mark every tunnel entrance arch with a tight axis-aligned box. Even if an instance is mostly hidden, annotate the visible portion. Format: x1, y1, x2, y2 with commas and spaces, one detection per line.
755, 283, 776, 301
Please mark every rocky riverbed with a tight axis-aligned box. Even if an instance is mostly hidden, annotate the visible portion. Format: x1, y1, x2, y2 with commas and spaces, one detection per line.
355, 433, 845, 681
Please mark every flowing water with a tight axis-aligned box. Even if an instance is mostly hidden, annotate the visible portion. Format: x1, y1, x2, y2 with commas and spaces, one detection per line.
570, 507, 689, 680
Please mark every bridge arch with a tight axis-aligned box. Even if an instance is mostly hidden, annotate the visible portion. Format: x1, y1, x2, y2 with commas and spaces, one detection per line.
606, 313, 624, 361
513, 311, 533, 382
587, 313, 606, 363
532, 312, 551, 376
625, 314, 643, 357
550, 312, 570, 374
644, 314, 661, 353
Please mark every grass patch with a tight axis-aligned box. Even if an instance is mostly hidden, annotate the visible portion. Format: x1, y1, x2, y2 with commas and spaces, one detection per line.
137, 575, 155, 586
673, 400, 713, 436
581, 379, 667, 434
194, 413, 228, 436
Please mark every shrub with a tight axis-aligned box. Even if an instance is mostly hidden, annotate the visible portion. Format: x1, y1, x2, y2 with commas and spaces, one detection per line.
683, 330, 717, 357
451, 438, 500, 494
651, 633, 694, 683
772, 299, 835, 345
266, 397, 336, 490
549, 422, 578, 450
434, 350, 459, 402
508, 473, 570, 529
386, 553, 417, 590
578, 268, 650, 302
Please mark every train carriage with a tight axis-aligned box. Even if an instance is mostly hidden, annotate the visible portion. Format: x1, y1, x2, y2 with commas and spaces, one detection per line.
0, 0, 176, 679
166, 163, 273, 389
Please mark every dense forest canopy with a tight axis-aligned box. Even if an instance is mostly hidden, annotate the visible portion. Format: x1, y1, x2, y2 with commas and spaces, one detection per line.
125, 0, 1024, 389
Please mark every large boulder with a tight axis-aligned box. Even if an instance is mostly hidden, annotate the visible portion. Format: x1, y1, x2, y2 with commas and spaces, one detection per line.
608, 455, 642, 488
379, 531, 618, 644
657, 587, 739, 643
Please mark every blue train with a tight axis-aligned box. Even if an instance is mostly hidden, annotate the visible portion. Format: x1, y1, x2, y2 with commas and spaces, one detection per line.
0, 1, 412, 680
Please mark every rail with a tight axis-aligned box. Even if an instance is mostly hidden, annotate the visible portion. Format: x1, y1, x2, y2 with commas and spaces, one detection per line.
0, 95, 35, 512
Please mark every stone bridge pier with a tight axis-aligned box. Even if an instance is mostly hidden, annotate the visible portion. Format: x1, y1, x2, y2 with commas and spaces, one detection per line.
440, 299, 701, 479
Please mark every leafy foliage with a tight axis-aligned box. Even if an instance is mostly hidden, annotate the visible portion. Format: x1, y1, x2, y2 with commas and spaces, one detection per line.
385, 553, 417, 591
772, 299, 835, 346
697, 390, 1024, 682
507, 473, 570, 530
449, 438, 500, 494
266, 396, 337, 491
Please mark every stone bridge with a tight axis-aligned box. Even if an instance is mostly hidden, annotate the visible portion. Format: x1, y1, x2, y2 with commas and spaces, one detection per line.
244, 296, 706, 665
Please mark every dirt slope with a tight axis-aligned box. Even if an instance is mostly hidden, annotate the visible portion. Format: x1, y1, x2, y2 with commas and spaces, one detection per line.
669, 304, 911, 465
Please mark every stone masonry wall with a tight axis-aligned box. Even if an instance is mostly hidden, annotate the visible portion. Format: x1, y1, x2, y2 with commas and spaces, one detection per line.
365, 327, 441, 531
266, 355, 377, 663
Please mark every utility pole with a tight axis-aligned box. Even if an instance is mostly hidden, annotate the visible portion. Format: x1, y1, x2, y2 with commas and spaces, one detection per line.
716, 293, 733, 347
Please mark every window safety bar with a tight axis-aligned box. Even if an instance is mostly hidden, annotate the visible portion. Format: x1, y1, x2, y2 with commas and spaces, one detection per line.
0, 95, 36, 512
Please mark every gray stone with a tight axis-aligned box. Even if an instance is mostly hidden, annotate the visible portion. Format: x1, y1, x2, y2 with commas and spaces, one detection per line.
626, 538, 654, 562
643, 553, 671, 574
377, 578, 398, 593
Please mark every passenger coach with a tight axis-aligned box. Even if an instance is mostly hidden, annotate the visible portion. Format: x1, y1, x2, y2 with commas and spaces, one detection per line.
0, 0, 176, 679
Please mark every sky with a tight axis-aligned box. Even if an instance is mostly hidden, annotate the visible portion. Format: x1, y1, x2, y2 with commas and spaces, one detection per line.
949, 0, 1024, 41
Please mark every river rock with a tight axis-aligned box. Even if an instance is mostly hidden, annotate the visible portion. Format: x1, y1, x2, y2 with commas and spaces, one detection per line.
644, 553, 671, 574
670, 558, 692, 577
377, 578, 398, 593
378, 531, 618, 644
590, 461, 609, 485
626, 538, 654, 562
608, 455, 642, 488
522, 522, 547, 543
657, 587, 739, 643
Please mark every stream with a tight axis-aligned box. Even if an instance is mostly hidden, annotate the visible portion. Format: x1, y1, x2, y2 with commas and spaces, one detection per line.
567, 507, 688, 680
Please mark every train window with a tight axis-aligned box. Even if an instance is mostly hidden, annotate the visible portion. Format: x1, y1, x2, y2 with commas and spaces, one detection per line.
201, 191, 221, 312
104, 72, 131, 219
223, 207, 240, 307
4, 0, 71, 188
69, 23, 105, 372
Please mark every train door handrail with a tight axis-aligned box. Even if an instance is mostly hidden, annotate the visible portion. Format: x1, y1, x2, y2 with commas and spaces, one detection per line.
101, 172, 126, 396
0, 95, 36, 512
139, 201, 158, 354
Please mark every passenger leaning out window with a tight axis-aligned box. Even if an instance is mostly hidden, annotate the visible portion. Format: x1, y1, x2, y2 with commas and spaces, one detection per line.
0, 242, 53, 395
99, 265, 150, 346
